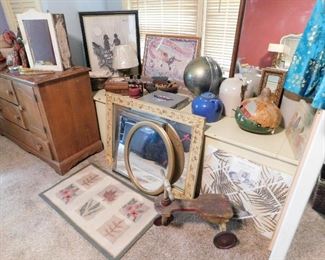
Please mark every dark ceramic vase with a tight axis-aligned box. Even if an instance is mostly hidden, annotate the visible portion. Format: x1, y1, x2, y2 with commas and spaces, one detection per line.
192, 92, 223, 123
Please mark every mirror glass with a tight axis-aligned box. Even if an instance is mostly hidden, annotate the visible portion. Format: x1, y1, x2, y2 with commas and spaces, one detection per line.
265, 75, 280, 92
280, 34, 302, 69
127, 125, 168, 192
22, 20, 57, 65
234, 0, 314, 70
115, 110, 165, 179
114, 108, 188, 191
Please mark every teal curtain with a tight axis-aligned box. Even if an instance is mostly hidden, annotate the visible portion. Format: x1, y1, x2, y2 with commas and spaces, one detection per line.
284, 0, 325, 109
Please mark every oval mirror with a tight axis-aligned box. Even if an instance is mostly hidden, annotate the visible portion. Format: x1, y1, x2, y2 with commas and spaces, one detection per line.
124, 121, 175, 195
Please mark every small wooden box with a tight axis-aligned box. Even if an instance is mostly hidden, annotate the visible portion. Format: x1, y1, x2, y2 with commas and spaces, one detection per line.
104, 79, 129, 96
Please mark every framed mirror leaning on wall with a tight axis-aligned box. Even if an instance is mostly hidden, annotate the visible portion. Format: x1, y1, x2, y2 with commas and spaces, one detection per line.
106, 92, 205, 199
230, 0, 315, 76
259, 68, 286, 107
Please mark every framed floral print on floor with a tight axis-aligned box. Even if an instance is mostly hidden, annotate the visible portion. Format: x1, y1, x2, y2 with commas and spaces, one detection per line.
79, 11, 141, 78
142, 34, 201, 83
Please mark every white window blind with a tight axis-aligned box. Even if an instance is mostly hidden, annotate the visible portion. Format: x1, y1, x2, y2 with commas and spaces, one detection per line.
127, 0, 240, 75
203, 0, 240, 74
128, 0, 199, 57
1, 0, 41, 31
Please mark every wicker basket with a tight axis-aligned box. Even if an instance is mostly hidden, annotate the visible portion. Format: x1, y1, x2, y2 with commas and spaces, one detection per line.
312, 164, 325, 214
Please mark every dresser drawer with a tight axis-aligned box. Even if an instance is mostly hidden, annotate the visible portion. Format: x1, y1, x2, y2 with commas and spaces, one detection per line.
0, 117, 52, 160
0, 78, 18, 104
0, 99, 26, 129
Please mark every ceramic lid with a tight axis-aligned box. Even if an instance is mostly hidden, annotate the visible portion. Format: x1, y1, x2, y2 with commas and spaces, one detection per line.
201, 92, 217, 99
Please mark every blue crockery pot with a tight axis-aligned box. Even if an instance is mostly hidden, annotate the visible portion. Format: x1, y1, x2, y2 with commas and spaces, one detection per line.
192, 92, 223, 123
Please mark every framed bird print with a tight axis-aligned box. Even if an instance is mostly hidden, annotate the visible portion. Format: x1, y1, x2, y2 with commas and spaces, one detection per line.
142, 34, 201, 83
79, 11, 141, 78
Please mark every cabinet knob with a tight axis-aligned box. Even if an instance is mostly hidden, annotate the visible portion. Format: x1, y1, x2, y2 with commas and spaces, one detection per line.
35, 144, 43, 151
18, 105, 24, 111
6, 90, 13, 96
15, 115, 21, 121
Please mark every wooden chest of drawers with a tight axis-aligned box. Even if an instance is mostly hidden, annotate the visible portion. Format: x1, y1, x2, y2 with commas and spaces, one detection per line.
0, 67, 103, 174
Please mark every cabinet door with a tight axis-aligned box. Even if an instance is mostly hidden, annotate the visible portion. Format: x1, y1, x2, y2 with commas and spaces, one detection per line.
0, 99, 27, 129
0, 78, 19, 104
13, 82, 47, 139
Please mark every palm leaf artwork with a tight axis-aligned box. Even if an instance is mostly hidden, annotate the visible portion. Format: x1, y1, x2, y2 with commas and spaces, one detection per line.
79, 199, 103, 218
200, 184, 212, 194
201, 165, 215, 192
204, 153, 215, 166
227, 192, 253, 219
268, 182, 289, 206
246, 187, 281, 215
212, 149, 230, 162
252, 214, 279, 237
209, 160, 230, 194
260, 166, 284, 186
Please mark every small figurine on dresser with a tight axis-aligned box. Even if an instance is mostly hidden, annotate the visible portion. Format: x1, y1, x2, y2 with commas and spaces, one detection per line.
2, 29, 29, 69
234, 87, 282, 134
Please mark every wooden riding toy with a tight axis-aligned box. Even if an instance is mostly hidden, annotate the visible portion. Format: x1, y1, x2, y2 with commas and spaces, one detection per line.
153, 177, 238, 249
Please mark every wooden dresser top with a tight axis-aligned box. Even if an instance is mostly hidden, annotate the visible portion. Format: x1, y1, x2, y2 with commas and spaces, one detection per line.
0, 66, 90, 86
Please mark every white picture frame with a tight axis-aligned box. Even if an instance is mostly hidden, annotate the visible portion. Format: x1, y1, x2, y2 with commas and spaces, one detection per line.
17, 10, 64, 71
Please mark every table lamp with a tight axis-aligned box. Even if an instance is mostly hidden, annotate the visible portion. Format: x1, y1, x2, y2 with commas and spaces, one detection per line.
268, 43, 285, 68
112, 44, 139, 77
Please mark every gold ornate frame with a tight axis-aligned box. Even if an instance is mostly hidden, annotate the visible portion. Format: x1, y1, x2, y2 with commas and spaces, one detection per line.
106, 92, 205, 199
259, 67, 287, 107
124, 121, 175, 196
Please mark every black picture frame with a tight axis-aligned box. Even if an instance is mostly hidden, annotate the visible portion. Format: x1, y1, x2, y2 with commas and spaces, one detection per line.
79, 10, 141, 78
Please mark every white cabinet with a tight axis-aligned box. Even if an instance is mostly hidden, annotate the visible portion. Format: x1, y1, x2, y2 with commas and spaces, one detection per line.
205, 117, 298, 175
196, 111, 325, 259
201, 117, 298, 239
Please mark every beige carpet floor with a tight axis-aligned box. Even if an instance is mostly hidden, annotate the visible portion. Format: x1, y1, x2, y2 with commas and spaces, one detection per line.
0, 135, 324, 260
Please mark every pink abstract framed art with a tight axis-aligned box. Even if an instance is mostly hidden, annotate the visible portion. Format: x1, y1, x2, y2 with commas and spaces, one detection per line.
142, 34, 201, 83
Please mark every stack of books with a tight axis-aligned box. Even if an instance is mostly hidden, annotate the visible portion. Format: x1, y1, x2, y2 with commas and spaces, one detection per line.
139, 90, 189, 109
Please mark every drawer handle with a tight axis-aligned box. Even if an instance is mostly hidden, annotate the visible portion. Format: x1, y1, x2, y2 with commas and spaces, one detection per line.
35, 144, 43, 151
6, 90, 14, 96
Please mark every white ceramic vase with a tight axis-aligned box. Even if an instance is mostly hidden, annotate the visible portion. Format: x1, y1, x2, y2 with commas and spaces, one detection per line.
219, 77, 244, 117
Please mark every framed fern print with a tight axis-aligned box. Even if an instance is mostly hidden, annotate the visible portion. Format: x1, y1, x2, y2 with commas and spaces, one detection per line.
79, 11, 141, 78
40, 164, 156, 259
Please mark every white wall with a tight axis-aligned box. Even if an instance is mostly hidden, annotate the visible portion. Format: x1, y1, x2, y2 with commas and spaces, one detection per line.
41, 0, 122, 66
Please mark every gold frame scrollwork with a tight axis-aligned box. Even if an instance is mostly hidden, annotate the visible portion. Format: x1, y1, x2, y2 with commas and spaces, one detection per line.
259, 67, 287, 107
106, 92, 205, 199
